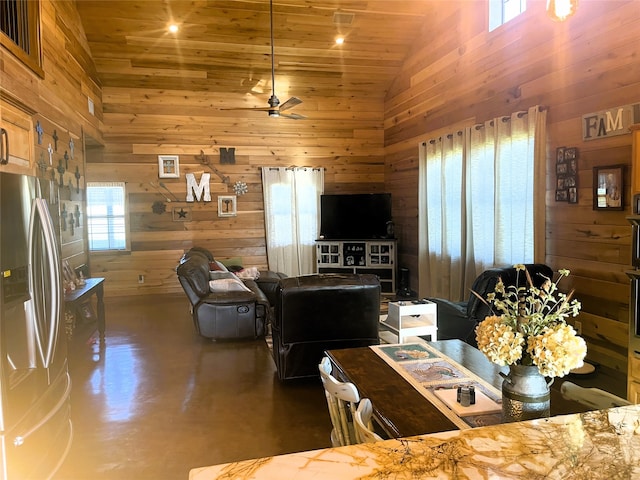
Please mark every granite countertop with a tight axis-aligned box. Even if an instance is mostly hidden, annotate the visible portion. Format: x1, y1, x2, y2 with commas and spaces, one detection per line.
190, 404, 640, 479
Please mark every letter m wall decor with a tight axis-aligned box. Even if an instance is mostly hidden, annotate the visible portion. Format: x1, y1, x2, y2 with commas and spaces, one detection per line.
185, 173, 212, 202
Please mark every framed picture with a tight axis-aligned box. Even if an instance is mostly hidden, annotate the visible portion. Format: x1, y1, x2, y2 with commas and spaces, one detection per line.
555, 189, 568, 202
218, 195, 237, 217
593, 165, 624, 210
62, 259, 80, 292
158, 155, 180, 178
564, 147, 577, 161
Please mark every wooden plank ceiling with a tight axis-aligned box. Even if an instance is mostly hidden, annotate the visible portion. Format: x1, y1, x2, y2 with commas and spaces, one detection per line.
75, 0, 432, 107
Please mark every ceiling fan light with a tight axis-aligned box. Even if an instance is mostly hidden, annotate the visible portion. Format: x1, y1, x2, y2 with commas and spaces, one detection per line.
546, 0, 578, 22
268, 110, 280, 118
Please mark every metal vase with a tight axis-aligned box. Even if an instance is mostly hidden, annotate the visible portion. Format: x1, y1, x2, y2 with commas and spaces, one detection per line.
500, 364, 552, 422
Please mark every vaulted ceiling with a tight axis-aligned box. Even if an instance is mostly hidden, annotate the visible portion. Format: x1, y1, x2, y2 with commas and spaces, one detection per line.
76, 0, 434, 110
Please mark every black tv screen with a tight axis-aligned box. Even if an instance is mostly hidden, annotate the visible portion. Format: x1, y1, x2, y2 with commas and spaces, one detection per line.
319, 193, 393, 240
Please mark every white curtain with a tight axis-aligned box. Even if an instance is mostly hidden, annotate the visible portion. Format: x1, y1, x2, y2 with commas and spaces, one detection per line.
261, 167, 324, 276
418, 106, 546, 300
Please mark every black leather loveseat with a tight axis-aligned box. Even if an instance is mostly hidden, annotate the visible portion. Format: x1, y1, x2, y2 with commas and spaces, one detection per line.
176, 248, 285, 340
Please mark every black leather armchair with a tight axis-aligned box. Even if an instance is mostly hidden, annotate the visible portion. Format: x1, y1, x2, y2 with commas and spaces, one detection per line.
272, 273, 381, 381
427, 264, 554, 347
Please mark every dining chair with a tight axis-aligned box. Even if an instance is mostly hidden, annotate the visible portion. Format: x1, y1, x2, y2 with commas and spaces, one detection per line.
318, 356, 361, 446
354, 398, 384, 443
560, 381, 631, 410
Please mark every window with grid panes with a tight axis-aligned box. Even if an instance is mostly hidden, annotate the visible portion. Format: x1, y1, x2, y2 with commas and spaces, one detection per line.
86, 182, 129, 251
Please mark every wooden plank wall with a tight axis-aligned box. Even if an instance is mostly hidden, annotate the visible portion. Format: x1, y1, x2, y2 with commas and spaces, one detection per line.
0, 0, 101, 273
87, 87, 386, 296
384, 1, 640, 373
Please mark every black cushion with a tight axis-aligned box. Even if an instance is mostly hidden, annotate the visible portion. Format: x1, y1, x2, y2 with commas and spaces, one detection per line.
427, 263, 554, 347
466, 264, 554, 321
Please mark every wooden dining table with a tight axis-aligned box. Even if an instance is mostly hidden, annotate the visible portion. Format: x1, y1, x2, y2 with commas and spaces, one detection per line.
325, 339, 590, 439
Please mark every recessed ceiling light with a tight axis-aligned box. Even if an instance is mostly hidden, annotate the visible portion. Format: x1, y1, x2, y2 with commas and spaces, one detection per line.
168, 24, 179, 33
335, 36, 345, 45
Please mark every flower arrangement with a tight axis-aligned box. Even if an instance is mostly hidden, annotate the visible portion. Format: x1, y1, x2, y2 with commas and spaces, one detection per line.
474, 264, 587, 378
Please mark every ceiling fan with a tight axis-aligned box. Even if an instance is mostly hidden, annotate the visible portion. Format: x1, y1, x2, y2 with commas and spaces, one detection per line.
222, 0, 305, 120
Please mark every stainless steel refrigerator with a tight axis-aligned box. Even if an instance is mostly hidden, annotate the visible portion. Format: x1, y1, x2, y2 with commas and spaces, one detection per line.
0, 171, 72, 479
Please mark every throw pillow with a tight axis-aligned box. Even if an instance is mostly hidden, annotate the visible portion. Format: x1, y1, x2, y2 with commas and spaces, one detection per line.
209, 260, 227, 272
209, 277, 252, 293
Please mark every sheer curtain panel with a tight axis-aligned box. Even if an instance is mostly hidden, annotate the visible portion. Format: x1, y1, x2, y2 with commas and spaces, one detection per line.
261, 167, 324, 276
418, 106, 546, 300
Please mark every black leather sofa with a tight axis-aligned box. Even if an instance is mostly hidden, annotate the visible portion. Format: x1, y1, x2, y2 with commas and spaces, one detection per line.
427, 264, 554, 347
272, 273, 381, 381
176, 248, 285, 340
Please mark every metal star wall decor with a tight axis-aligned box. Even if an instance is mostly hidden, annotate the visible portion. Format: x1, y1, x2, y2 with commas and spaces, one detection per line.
172, 206, 192, 221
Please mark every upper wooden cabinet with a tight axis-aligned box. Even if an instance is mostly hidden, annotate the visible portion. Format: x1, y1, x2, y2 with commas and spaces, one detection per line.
0, 98, 34, 175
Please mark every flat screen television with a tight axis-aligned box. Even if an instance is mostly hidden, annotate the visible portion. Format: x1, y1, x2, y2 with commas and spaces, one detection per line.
319, 193, 393, 240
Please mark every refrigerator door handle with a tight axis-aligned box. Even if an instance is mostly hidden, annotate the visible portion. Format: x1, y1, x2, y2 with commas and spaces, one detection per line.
29, 197, 62, 368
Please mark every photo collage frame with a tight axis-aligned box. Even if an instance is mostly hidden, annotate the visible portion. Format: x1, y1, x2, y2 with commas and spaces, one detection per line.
555, 147, 578, 204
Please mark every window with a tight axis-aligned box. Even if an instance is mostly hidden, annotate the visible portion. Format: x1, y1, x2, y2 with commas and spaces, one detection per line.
418, 106, 546, 301
489, 0, 527, 32
261, 167, 324, 276
86, 182, 129, 251
268, 182, 319, 248
0, 0, 43, 75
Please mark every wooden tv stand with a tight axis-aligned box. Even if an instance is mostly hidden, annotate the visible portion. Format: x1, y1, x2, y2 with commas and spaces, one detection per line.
316, 239, 396, 294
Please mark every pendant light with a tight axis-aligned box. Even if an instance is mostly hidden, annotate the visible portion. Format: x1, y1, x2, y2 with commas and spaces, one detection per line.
546, 0, 578, 22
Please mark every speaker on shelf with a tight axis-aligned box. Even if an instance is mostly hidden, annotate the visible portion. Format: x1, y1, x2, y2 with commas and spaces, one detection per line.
396, 267, 417, 298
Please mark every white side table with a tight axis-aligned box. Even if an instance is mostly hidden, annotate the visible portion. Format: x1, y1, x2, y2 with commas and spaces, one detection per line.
380, 300, 437, 343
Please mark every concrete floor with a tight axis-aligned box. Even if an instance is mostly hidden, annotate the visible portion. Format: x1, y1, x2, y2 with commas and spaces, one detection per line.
53, 292, 628, 479
54, 294, 332, 479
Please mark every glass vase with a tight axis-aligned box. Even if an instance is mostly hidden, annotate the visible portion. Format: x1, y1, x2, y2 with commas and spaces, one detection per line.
500, 364, 552, 423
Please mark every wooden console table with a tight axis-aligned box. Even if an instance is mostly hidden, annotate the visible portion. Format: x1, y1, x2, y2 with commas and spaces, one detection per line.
64, 277, 106, 342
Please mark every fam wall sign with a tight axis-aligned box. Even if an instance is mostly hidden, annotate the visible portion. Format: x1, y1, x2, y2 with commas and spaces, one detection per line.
582, 103, 640, 141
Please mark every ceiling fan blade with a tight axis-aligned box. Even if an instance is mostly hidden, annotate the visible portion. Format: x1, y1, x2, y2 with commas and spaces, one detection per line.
279, 97, 302, 112
220, 106, 273, 112
279, 112, 307, 120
